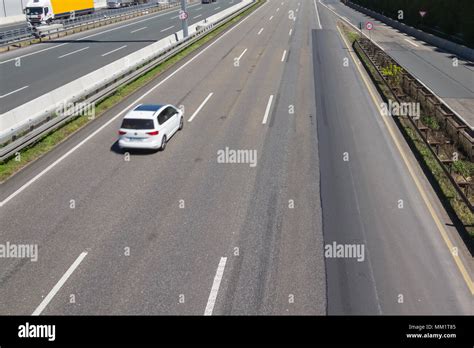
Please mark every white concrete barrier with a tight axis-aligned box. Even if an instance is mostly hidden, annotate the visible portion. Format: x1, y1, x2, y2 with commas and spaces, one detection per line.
0, 33, 175, 134
0, 0, 253, 141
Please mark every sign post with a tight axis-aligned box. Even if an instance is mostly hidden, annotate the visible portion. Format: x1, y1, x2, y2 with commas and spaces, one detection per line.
419, 10, 427, 28
365, 21, 373, 41
180, 0, 189, 38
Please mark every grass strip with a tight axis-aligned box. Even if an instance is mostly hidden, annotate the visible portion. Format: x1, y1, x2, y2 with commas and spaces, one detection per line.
339, 22, 474, 242
0, 0, 264, 182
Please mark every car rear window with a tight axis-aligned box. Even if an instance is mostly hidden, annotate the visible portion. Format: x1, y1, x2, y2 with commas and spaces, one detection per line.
121, 118, 154, 130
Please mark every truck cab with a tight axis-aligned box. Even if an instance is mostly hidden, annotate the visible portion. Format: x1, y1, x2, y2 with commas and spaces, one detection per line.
25, 0, 53, 26
25, 0, 94, 27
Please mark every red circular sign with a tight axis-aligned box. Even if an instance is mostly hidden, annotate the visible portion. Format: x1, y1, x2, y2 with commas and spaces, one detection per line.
179, 10, 188, 20
366, 22, 373, 30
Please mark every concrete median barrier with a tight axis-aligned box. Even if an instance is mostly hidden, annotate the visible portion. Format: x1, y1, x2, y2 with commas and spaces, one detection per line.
0, 0, 254, 160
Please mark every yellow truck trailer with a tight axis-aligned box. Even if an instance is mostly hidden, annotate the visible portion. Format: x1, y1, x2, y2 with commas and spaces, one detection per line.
25, 0, 95, 26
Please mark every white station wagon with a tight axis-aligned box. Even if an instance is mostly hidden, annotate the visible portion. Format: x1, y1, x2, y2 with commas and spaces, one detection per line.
118, 104, 184, 151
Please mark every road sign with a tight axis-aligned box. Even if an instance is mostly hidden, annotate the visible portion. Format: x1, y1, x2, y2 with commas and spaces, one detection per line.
419, 10, 427, 18
365, 21, 373, 31
179, 10, 188, 20
180, 0, 188, 38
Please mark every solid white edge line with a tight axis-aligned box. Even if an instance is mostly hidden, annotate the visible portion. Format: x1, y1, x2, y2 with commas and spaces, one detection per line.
101, 45, 127, 57
58, 46, 89, 59
204, 257, 227, 316
313, 0, 322, 29
237, 48, 248, 61
188, 92, 213, 122
318, 0, 474, 130
32, 252, 88, 316
0, 85, 29, 99
0, 0, 268, 208
262, 94, 274, 124
0, 43, 69, 65
281, 49, 287, 62
318, 0, 384, 50
335, 20, 474, 295
0, 4, 201, 65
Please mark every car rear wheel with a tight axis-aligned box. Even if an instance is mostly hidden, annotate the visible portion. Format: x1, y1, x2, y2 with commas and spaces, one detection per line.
179, 116, 184, 130
160, 135, 167, 151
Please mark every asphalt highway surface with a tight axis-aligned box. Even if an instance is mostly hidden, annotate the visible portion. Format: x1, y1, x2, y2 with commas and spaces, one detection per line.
0, 0, 241, 113
319, 0, 474, 128
0, 0, 472, 315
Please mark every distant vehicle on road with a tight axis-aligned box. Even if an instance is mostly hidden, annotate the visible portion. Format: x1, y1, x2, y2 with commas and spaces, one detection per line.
25, 0, 95, 26
107, 0, 134, 8
107, 0, 147, 9
202, 0, 217, 4
118, 104, 184, 151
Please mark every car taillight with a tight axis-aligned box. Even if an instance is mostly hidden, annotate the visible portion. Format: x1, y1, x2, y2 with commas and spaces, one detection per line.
118, 130, 127, 135
146, 131, 159, 136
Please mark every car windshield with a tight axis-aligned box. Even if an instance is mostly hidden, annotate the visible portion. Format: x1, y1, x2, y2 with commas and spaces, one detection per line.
26, 7, 43, 15
120, 118, 154, 130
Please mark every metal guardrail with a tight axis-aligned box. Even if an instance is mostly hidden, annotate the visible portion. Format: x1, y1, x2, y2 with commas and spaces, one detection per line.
353, 37, 473, 212
345, 0, 474, 62
0, 0, 257, 162
0, 27, 33, 45
0, 1, 180, 47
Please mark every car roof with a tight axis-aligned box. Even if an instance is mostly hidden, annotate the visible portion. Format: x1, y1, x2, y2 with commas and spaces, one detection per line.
134, 104, 164, 112
124, 104, 167, 119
